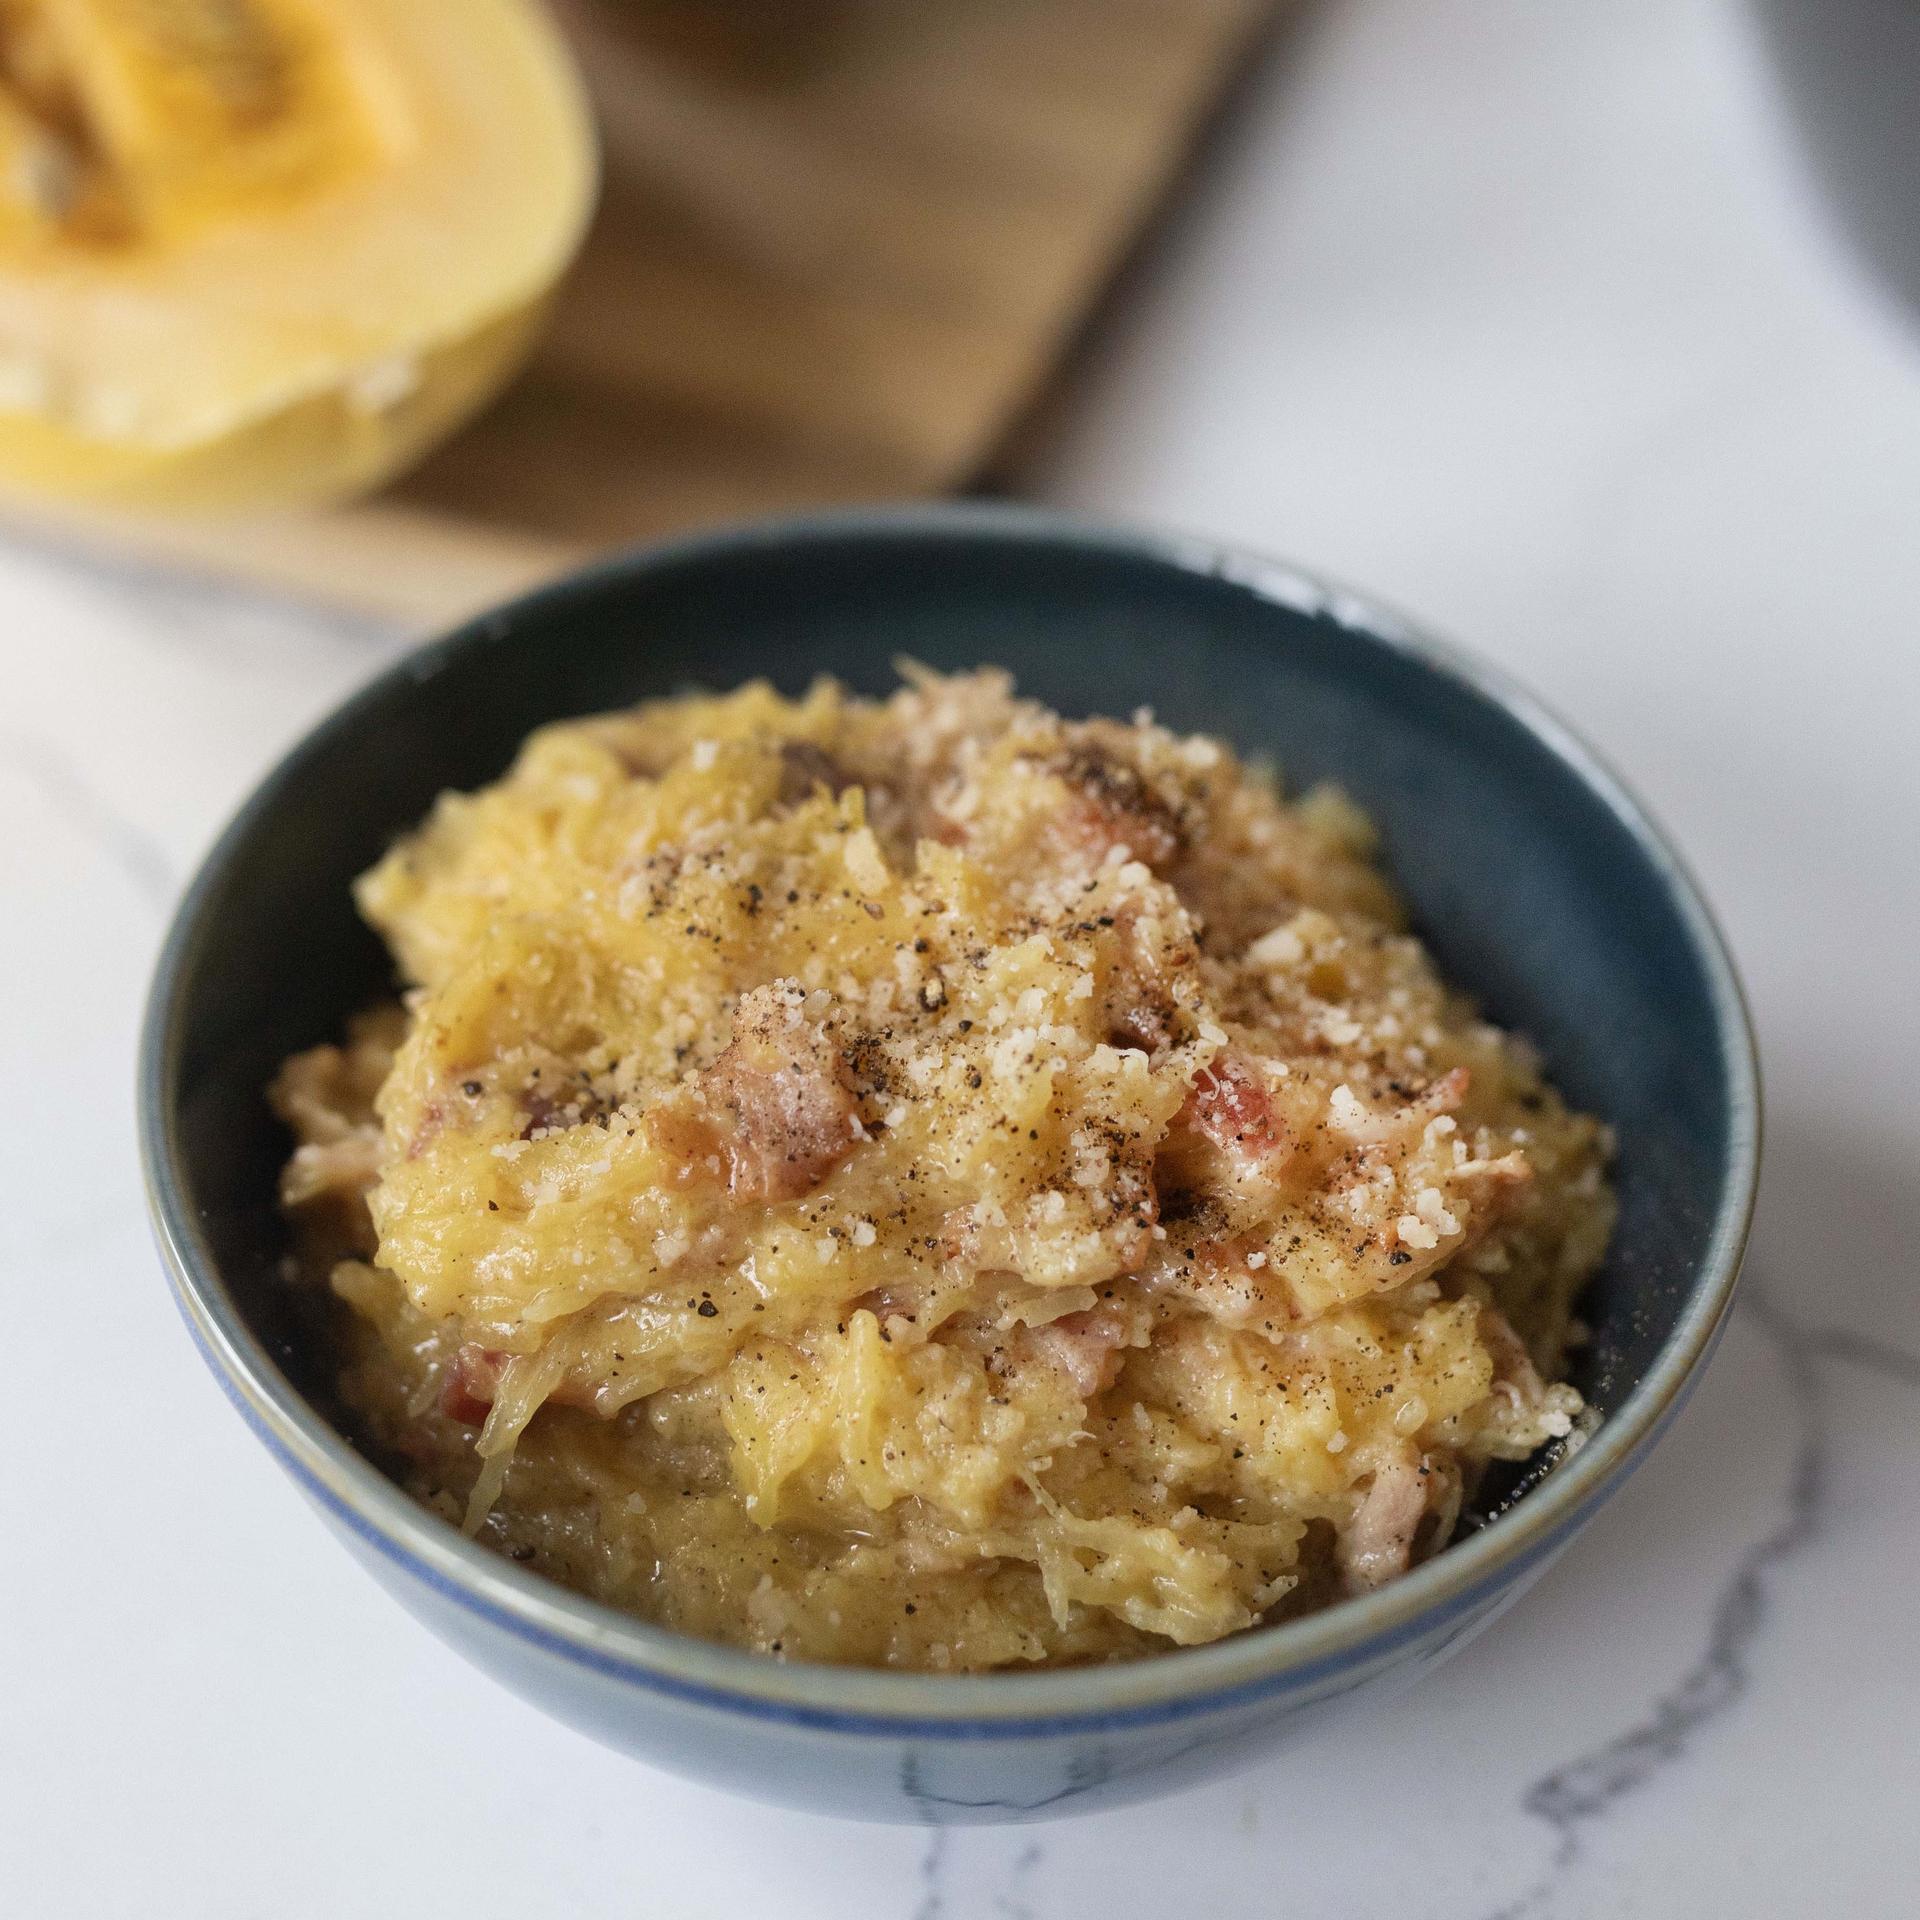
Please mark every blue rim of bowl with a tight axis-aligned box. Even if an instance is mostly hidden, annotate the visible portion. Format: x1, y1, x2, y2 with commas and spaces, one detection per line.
138, 501, 1761, 1739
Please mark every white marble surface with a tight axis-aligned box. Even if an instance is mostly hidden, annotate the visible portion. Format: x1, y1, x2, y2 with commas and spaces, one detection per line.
4, 1, 1918, 1913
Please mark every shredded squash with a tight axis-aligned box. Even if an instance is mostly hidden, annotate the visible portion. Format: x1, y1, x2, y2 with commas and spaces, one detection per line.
273, 667, 1613, 1669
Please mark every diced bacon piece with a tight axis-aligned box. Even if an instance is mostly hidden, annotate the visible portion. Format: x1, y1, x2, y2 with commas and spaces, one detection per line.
1031, 1304, 1135, 1398
1182, 1051, 1290, 1168
1338, 1448, 1433, 1592
515, 1074, 613, 1142
438, 1343, 598, 1426
1092, 906, 1186, 1056
1049, 741, 1186, 870
1104, 957, 1178, 1054
644, 1099, 727, 1189
695, 982, 862, 1202
1108, 998, 1173, 1054
1478, 1302, 1549, 1413
440, 1344, 508, 1426
938, 1202, 1009, 1269
852, 1284, 916, 1326
776, 740, 853, 805
1044, 741, 1190, 879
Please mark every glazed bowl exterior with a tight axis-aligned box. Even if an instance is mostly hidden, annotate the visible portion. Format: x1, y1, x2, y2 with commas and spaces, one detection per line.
140, 504, 1759, 1823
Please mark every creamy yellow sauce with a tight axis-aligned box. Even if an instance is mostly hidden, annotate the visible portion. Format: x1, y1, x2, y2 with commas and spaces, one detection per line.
273, 667, 1613, 1669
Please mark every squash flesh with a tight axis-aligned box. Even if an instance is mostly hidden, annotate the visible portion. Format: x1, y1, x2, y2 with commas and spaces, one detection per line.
0, 0, 595, 506
0, 0, 386, 242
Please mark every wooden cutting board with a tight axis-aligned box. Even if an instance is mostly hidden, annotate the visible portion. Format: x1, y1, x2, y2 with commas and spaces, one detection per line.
27, 0, 1270, 626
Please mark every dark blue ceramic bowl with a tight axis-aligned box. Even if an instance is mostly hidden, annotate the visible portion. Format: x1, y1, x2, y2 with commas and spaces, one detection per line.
139, 504, 1758, 1823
